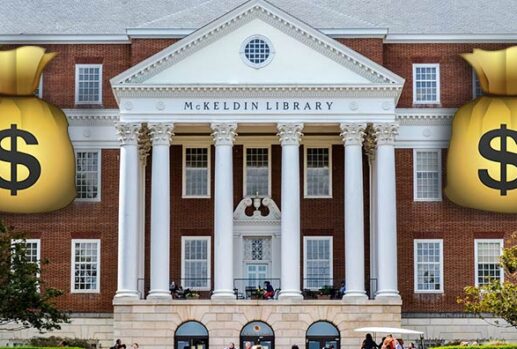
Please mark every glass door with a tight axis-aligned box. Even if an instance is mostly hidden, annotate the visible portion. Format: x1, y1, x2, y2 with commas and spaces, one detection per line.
246, 263, 268, 288
307, 339, 338, 349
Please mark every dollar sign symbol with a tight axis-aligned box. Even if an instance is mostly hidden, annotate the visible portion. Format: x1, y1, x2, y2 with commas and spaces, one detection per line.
478, 123, 517, 196
0, 124, 41, 196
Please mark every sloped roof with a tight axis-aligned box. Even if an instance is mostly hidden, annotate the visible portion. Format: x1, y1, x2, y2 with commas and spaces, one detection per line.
0, 0, 515, 36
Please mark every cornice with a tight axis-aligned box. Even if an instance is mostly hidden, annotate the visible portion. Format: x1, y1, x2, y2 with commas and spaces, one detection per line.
64, 109, 120, 126
113, 85, 403, 98
396, 108, 455, 125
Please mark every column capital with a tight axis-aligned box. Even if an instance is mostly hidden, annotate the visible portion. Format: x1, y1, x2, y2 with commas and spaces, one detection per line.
277, 123, 304, 146
373, 123, 399, 146
340, 123, 366, 146
211, 123, 237, 146
115, 122, 141, 146
149, 122, 174, 146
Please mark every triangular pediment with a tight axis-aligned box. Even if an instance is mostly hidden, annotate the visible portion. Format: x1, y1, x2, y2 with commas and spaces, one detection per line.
111, 0, 404, 88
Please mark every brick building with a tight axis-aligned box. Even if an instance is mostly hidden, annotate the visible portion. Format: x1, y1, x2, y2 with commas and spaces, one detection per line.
1, 0, 517, 347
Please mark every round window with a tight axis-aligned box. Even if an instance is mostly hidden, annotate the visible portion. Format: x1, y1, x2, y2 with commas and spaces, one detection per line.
240, 35, 274, 68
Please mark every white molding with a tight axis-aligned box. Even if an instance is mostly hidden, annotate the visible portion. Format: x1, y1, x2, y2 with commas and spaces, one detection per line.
233, 196, 281, 226
74, 149, 102, 202
71, 239, 101, 294
396, 108, 455, 125
303, 145, 332, 199
75, 64, 103, 105
413, 149, 442, 202
0, 34, 130, 44
243, 146, 271, 197
413, 239, 444, 294
385, 34, 517, 43
182, 146, 211, 199
474, 239, 504, 287
303, 236, 333, 290
412, 64, 440, 105
181, 236, 211, 291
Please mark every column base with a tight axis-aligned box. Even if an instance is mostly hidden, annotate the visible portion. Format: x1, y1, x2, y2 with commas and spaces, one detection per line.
375, 289, 401, 299
211, 289, 236, 300
278, 290, 303, 301
114, 289, 140, 299
147, 290, 172, 299
343, 291, 368, 300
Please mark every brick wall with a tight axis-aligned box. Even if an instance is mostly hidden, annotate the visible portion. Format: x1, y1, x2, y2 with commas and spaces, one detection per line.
396, 149, 516, 313
1, 150, 120, 313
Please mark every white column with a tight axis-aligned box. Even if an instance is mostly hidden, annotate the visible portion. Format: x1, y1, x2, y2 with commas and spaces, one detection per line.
277, 123, 304, 300
374, 123, 400, 298
115, 123, 141, 299
369, 155, 378, 296
147, 123, 174, 299
136, 129, 150, 299
211, 123, 237, 299
340, 123, 367, 299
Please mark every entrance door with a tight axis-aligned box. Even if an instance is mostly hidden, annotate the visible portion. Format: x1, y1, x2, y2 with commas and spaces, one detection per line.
246, 263, 268, 287
307, 339, 338, 349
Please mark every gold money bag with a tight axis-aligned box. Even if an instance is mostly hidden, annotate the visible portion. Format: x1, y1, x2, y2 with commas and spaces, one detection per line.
445, 47, 517, 213
0, 46, 76, 213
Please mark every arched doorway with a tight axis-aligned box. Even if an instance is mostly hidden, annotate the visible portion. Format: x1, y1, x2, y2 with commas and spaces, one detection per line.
306, 321, 340, 349
175, 321, 209, 349
240, 321, 275, 349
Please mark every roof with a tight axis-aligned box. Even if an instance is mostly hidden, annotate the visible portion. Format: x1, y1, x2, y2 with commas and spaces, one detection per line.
1, 0, 516, 38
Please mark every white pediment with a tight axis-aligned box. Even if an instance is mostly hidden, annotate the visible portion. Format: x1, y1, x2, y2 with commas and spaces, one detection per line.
111, 0, 404, 89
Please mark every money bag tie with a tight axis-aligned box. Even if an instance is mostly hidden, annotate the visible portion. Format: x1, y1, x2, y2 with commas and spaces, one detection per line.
0, 46, 76, 213
445, 46, 517, 213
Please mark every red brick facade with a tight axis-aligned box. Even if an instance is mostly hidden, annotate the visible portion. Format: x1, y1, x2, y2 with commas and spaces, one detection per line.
1, 39, 515, 314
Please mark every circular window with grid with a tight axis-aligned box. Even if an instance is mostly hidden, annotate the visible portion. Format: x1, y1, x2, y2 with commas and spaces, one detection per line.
240, 35, 274, 68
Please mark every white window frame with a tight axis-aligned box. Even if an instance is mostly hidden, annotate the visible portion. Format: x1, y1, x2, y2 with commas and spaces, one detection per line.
71, 239, 101, 293
413, 63, 441, 104
472, 69, 483, 99
304, 146, 332, 198
34, 74, 43, 98
303, 236, 333, 290
75, 64, 103, 105
181, 236, 211, 291
413, 149, 442, 201
182, 146, 211, 198
413, 239, 444, 293
243, 145, 271, 197
75, 149, 102, 202
474, 239, 504, 287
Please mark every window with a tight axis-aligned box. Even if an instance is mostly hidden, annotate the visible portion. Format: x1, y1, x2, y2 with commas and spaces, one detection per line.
24, 239, 41, 264
75, 150, 101, 201
183, 147, 210, 197
182, 237, 211, 290
244, 147, 270, 196
304, 237, 333, 289
414, 239, 443, 293
75, 64, 102, 104
175, 321, 209, 349
413, 64, 440, 104
34, 75, 43, 98
305, 147, 331, 198
240, 35, 274, 68
306, 321, 340, 349
71, 239, 100, 293
414, 149, 442, 201
473, 70, 483, 98
475, 239, 503, 286
240, 321, 275, 349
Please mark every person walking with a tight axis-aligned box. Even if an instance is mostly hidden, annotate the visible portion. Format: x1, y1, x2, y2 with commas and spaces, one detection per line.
361, 333, 379, 349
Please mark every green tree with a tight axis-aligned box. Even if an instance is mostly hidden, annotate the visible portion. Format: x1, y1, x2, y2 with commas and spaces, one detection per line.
0, 219, 69, 331
458, 237, 517, 328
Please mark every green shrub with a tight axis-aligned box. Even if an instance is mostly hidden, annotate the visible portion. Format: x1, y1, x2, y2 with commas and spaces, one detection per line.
27, 336, 92, 348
